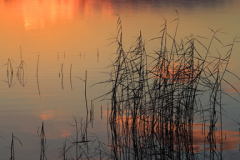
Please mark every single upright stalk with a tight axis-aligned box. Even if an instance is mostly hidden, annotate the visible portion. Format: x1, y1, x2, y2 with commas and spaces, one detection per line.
37, 55, 41, 96
70, 64, 73, 90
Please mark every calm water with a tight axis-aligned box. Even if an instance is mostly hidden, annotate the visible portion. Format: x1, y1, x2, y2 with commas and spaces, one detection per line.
0, 0, 240, 159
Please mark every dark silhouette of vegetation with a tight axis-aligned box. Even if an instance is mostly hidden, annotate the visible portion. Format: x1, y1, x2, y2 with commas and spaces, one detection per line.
53, 15, 240, 160
104, 15, 240, 160
39, 122, 47, 160
16, 46, 27, 87
9, 133, 22, 160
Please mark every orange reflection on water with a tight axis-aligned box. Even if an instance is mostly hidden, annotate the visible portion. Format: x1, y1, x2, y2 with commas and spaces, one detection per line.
112, 115, 240, 152
20, 0, 79, 32
153, 66, 198, 83
192, 125, 239, 152
60, 129, 71, 138
40, 110, 54, 120
0, 0, 115, 33
223, 83, 240, 95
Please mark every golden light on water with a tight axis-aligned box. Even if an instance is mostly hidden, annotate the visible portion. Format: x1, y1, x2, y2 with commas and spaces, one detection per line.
113, 115, 240, 152
0, 0, 118, 56
16, 0, 78, 32
0, 0, 115, 34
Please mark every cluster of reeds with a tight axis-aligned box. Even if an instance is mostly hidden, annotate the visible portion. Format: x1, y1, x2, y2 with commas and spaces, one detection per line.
58, 116, 110, 160
106, 15, 240, 160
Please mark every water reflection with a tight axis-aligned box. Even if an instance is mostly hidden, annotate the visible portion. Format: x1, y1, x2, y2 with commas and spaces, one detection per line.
0, 0, 240, 159
1, 0, 114, 33
3, 59, 14, 87
60, 130, 71, 138
0, 0, 235, 33
20, 0, 79, 32
104, 16, 240, 159
40, 111, 54, 120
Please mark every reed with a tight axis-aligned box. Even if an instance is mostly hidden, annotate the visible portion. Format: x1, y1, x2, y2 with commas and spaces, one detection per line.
100, 15, 240, 160
39, 122, 47, 160
9, 133, 22, 160
59, 138, 67, 160
76, 70, 89, 146
16, 46, 27, 87
70, 64, 73, 90
36, 55, 41, 97
60, 63, 64, 90
3, 58, 14, 87
97, 48, 99, 63
66, 117, 93, 159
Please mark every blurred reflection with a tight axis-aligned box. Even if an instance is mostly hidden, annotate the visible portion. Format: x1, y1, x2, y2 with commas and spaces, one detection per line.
21, 0, 78, 32
3, 59, 14, 88
192, 127, 239, 152
112, 115, 239, 154
0, 0, 114, 33
40, 110, 54, 120
60, 130, 71, 138
0, 0, 234, 33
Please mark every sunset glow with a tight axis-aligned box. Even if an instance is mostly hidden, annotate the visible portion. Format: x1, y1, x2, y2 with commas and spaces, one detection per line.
0, 0, 116, 33
112, 115, 240, 152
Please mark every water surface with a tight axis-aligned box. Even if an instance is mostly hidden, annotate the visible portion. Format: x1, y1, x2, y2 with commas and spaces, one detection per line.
0, 0, 240, 159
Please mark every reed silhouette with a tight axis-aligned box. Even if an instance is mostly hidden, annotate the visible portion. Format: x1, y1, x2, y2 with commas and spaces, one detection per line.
59, 63, 64, 90
9, 133, 22, 160
16, 47, 27, 87
3, 58, 14, 87
102, 15, 240, 160
36, 55, 41, 96
39, 122, 47, 160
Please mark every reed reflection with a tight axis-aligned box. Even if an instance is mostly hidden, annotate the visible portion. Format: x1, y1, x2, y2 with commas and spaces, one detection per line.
16, 47, 27, 87
3, 59, 14, 88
